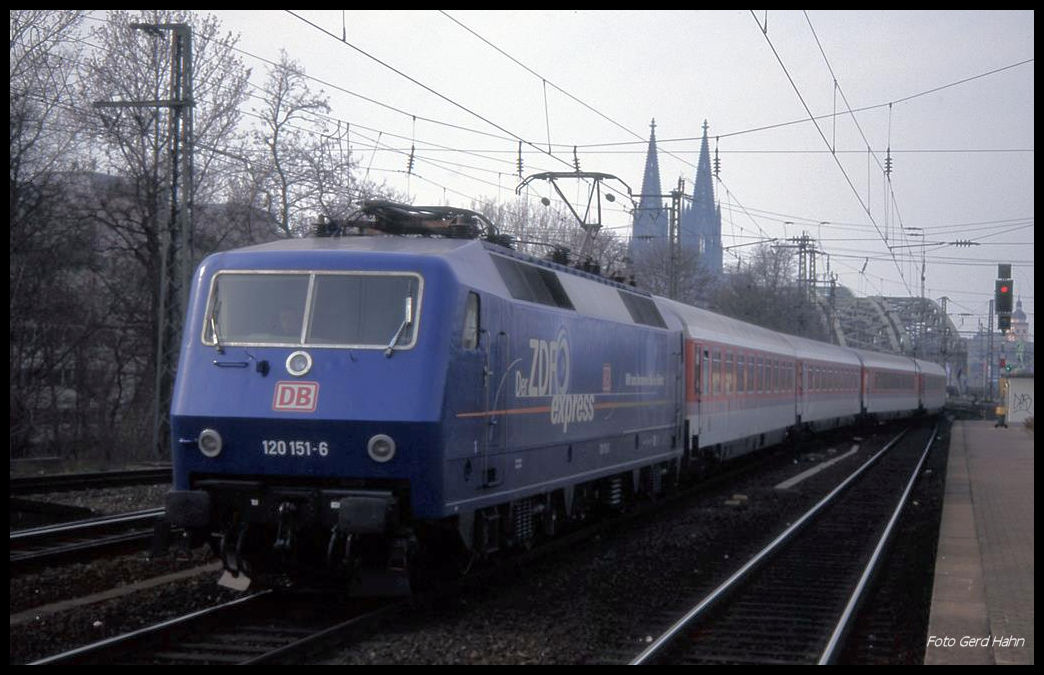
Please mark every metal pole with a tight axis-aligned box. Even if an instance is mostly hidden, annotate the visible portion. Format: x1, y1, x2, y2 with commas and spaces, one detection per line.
99, 22, 193, 458
669, 180, 680, 300
987, 299, 994, 401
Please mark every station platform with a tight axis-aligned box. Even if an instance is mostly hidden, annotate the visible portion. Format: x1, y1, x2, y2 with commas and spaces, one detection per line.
924, 419, 1034, 665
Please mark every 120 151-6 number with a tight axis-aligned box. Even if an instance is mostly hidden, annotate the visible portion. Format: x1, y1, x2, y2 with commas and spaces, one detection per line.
262, 440, 329, 457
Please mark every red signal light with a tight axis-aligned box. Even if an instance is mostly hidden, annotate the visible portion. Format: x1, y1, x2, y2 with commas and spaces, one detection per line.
995, 279, 1014, 313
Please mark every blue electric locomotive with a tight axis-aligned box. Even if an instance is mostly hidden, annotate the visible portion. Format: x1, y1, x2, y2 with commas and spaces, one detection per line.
166, 210, 684, 592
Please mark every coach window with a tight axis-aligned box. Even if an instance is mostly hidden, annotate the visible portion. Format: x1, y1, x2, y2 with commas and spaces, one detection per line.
462, 291, 480, 350
701, 350, 710, 397
712, 350, 721, 395
725, 352, 734, 395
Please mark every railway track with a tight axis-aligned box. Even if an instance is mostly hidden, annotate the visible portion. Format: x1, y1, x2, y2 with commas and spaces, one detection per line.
29, 582, 409, 665
19, 432, 841, 665
9, 466, 171, 495
18, 421, 936, 665
631, 421, 939, 665
10, 508, 165, 572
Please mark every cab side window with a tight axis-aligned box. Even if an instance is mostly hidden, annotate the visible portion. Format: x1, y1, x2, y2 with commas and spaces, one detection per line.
462, 292, 480, 350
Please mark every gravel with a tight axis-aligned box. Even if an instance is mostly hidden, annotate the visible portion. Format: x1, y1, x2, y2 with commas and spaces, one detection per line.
322, 426, 946, 665
9, 484, 245, 665
16, 484, 169, 518
323, 447, 842, 664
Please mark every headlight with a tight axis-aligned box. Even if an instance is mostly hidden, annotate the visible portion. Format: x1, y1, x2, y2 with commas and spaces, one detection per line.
367, 434, 396, 463
198, 428, 223, 458
286, 350, 312, 376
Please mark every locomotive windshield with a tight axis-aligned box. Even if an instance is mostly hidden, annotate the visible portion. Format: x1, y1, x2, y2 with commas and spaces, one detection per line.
202, 271, 421, 349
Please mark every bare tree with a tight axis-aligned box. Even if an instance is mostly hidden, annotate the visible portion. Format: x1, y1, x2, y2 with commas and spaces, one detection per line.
473, 197, 630, 280
65, 10, 250, 459
711, 243, 829, 340
10, 10, 92, 457
246, 51, 354, 237
628, 239, 720, 304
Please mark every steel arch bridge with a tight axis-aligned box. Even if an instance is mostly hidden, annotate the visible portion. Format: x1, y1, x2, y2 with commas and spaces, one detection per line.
815, 294, 965, 384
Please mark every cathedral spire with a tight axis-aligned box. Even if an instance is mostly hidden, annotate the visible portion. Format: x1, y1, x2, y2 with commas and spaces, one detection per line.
630, 118, 668, 260
678, 119, 722, 275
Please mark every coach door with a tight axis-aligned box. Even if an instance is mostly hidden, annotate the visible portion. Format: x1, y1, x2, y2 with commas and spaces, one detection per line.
686, 341, 703, 451
795, 360, 805, 423
480, 304, 509, 488
701, 346, 717, 443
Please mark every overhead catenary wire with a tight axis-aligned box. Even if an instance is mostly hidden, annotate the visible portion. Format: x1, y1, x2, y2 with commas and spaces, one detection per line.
31, 11, 1033, 333
284, 9, 579, 176
77, 12, 1031, 246
752, 10, 913, 296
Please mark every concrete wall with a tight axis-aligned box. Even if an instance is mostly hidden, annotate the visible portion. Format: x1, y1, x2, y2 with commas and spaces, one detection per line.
1005, 376, 1034, 424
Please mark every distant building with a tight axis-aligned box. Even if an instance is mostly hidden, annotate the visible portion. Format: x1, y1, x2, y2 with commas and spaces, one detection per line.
1003, 296, 1034, 376
1009, 296, 1031, 343
964, 315, 1033, 398
679, 120, 723, 276
630, 119, 722, 276
629, 119, 668, 261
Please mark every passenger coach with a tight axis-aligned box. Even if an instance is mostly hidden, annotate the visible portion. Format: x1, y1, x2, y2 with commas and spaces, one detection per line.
657, 298, 799, 465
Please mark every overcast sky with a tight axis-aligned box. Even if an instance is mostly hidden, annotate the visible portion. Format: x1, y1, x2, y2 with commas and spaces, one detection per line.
202, 10, 1033, 339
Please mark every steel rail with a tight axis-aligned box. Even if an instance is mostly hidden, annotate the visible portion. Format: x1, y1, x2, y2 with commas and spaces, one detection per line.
630, 426, 910, 665
818, 421, 939, 664
11, 508, 165, 541
28, 591, 272, 665
10, 467, 171, 495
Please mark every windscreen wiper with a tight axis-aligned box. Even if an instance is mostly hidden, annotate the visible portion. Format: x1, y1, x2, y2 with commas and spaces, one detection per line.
209, 301, 224, 354
384, 296, 414, 358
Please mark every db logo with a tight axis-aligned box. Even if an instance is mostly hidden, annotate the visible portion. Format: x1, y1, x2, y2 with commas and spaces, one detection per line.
273, 381, 319, 412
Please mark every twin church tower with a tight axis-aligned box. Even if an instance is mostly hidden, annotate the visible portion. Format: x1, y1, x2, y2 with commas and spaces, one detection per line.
630, 119, 722, 276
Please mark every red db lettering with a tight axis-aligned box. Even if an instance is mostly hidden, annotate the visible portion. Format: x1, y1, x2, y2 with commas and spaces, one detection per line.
273, 382, 319, 412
